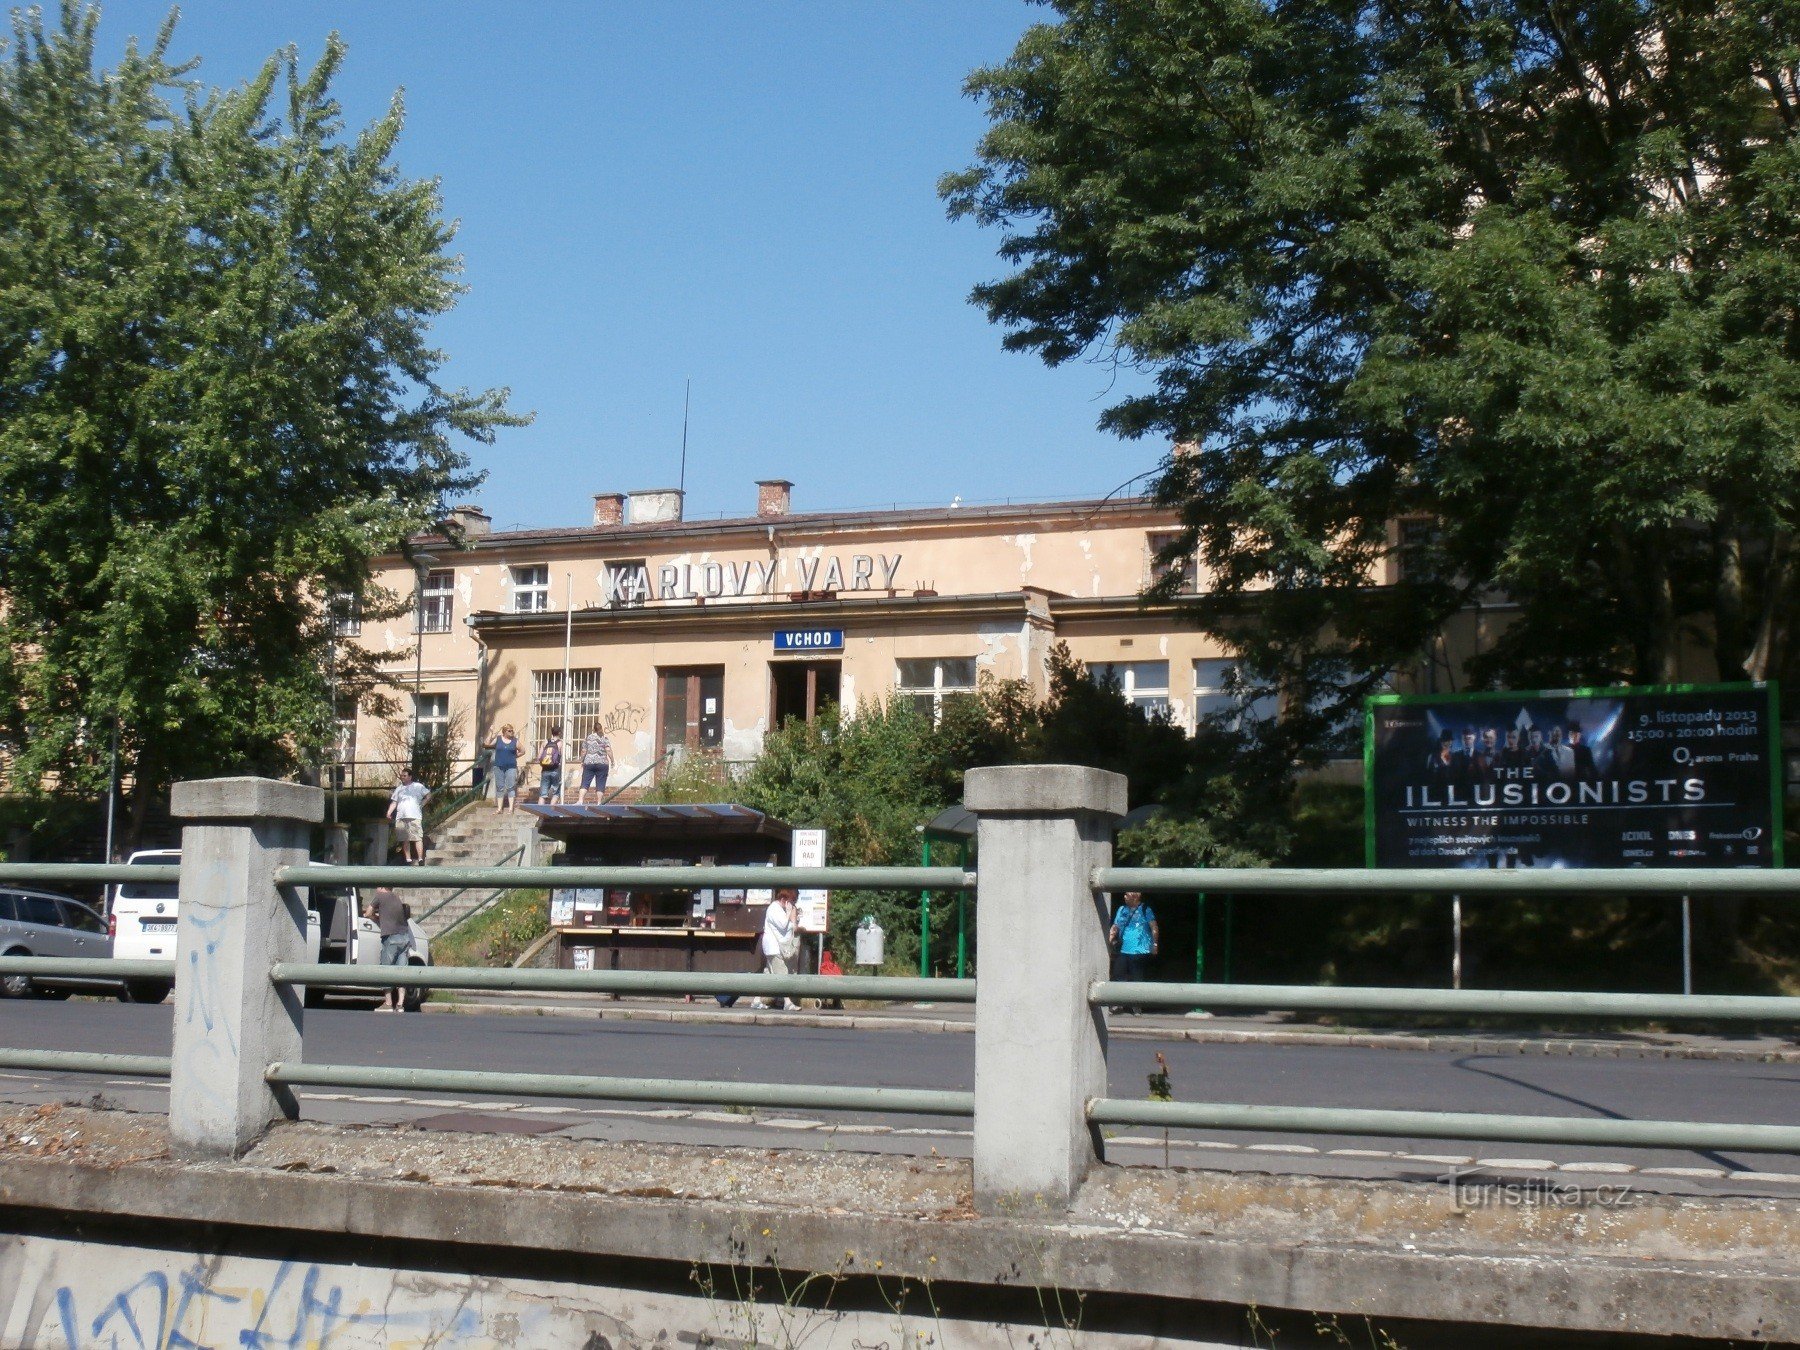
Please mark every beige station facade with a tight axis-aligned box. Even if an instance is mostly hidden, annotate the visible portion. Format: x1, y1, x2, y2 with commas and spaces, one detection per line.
336, 478, 1300, 788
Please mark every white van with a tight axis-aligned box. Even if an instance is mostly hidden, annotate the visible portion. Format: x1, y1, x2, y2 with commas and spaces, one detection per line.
109, 849, 180, 1004
108, 850, 431, 1008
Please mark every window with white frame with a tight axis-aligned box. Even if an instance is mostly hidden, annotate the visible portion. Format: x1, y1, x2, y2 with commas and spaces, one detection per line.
529, 668, 604, 747
512, 564, 551, 613
418, 569, 454, 633
603, 558, 650, 608
332, 696, 359, 762
895, 657, 978, 723
328, 592, 361, 637
1147, 531, 1197, 593
1193, 658, 1279, 732
1090, 661, 1171, 718
414, 692, 450, 745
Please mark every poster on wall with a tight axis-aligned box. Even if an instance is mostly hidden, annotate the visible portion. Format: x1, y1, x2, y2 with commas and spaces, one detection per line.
792, 827, 829, 934
1366, 683, 1783, 869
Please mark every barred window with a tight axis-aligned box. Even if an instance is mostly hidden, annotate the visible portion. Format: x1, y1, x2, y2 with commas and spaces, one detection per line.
530, 669, 604, 746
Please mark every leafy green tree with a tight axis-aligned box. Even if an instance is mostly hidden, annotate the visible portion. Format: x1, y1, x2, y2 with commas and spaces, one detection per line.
0, 5, 523, 840
944, 0, 1800, 726
734, 651, 1283, 971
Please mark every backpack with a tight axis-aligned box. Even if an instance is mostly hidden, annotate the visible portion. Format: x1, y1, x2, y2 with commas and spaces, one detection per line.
540, 741, 561, 769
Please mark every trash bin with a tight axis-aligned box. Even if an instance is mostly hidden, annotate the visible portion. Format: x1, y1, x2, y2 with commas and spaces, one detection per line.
854, 916, 885, 966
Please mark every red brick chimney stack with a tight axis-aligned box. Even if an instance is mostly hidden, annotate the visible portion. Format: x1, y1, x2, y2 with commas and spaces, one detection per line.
757, 480, 793, 518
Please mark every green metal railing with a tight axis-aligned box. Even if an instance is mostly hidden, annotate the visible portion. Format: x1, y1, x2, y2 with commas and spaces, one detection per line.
0, 863, 180, 885
281, 864, 975, 890
6, 852, 1800, 1156
1087, 1100, 1800, 1153
1088, 980, 1800, 1020
1095, 865, 1800, 895
0, 1049, 172, 1078
1087, 863, 1800, 1155
264, 1063, 972, 1117
269, 964, 969, 1002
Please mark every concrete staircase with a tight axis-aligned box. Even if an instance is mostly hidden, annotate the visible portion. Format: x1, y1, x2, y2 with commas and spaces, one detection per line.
411, 806, 544, 939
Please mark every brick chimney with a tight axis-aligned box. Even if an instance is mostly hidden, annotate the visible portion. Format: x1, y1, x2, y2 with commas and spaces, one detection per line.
444, 504, 491, 540
593, 492, 625, 528
757, 479, 793, 518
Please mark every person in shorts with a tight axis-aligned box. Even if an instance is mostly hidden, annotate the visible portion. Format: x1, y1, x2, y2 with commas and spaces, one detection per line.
364, 885, 414, 1012
578, 728, 612, 804
536, 725, 564, 804
488, 724, 521, 813
387, 768, 431, 863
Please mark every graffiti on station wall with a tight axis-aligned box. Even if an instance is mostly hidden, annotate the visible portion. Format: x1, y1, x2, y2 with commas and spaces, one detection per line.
603, 702, 647, 735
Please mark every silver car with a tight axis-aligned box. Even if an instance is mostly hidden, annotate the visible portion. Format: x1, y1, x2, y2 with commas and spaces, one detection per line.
0, 888, 112, 999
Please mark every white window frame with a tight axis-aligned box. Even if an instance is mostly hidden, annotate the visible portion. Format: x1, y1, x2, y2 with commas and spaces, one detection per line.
414, 692, 450, 745
418, 569, 455, 633
895, 657, 978, 724
511, 564, 551, 614
328, 592, 361, 637
1090, 661, 1172, 718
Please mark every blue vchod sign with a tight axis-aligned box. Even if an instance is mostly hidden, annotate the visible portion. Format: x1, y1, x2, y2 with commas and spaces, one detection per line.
774, 628, 844, 653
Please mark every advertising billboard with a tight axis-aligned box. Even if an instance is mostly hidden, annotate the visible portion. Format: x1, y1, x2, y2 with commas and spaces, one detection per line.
1366, 683, 1783, 870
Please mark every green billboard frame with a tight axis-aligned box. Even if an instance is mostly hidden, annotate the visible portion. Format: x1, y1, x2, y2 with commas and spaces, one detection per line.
1363, 681, 1785, 869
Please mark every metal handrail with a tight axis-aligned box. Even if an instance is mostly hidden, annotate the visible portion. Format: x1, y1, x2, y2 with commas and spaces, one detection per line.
1095, 866, 1800, 895
597, 749, 674, 804
279, 864, 975, 890
0, 864, 180, 885
267, 1062, 973, 1117
415, 843, 528, 928
269, 964, 971, 1002
1088, 1099, 1800, 1154
0, 1050, 172, 1078
0, 957, 176, 980
1088, 980, 1800, 1021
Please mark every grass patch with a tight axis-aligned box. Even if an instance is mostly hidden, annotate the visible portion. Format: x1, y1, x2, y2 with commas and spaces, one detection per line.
433, 889, 550, 969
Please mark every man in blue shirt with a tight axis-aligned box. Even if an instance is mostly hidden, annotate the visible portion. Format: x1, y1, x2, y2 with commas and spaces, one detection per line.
1107, 890, 1159, 1014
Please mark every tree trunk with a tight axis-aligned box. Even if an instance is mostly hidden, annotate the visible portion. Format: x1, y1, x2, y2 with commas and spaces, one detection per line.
1746, 528, 1795, 682
1639, 543, 1680, 684
1713, 523, 1748, 680
123, 747, 159, 855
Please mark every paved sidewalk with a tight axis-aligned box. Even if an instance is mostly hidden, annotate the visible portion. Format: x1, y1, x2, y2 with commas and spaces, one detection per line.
419, 987, 1800, 1063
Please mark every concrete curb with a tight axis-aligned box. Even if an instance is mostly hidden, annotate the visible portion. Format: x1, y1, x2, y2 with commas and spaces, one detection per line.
417, 997, 1800, 1063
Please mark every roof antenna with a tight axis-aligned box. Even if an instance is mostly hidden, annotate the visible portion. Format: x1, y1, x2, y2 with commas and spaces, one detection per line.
678, 377, 691, 497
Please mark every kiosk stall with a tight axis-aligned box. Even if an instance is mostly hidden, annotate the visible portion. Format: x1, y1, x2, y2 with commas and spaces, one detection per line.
525, 802, 795, 974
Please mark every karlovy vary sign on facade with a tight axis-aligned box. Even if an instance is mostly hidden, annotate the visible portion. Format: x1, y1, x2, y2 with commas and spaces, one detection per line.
604, 553, 906, 606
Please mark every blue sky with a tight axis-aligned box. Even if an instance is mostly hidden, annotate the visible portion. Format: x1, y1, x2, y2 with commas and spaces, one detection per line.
92, 2, 1160, 532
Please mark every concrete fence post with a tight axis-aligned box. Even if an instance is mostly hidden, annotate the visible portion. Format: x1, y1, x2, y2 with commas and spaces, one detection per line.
965, 764, 1127, 1214
169, 777, 324, 1157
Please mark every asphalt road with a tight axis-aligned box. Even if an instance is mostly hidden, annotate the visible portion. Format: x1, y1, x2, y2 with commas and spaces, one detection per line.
3, 999, 1797, 1191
